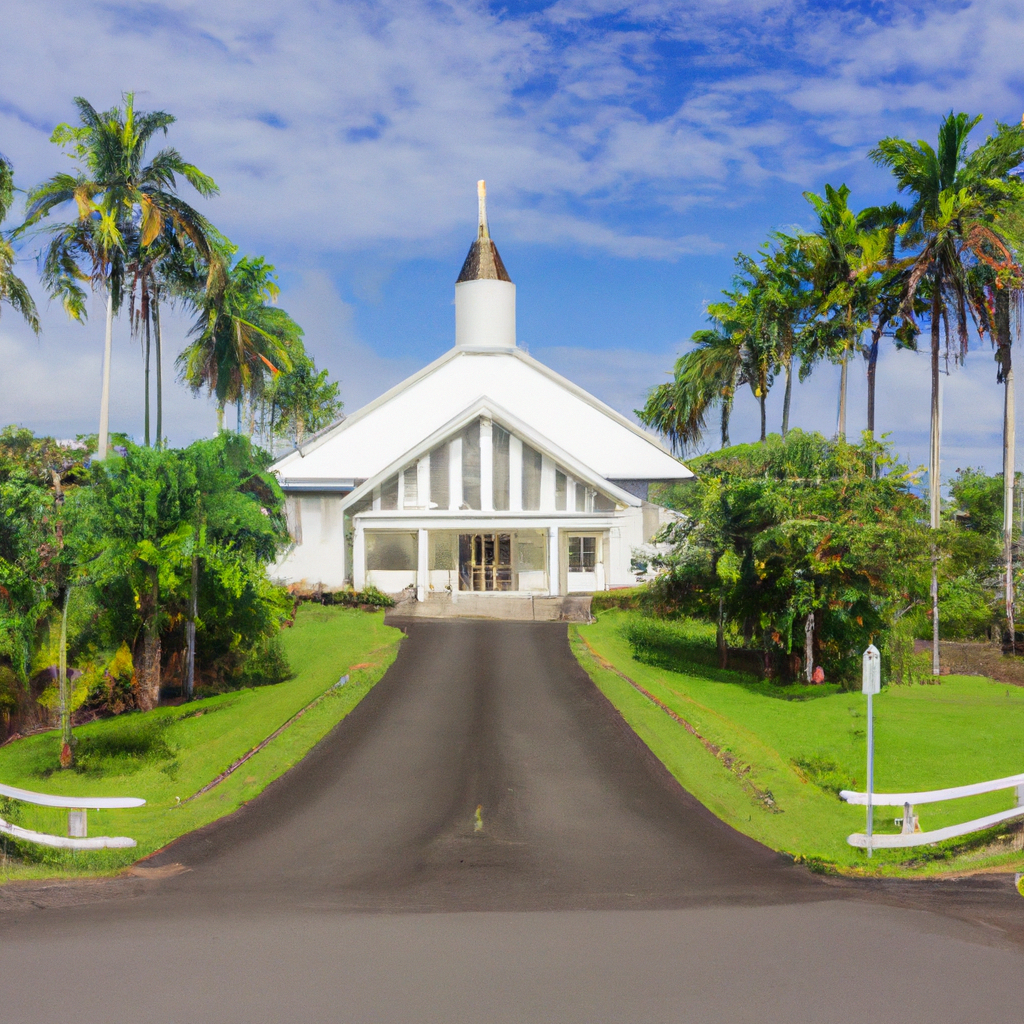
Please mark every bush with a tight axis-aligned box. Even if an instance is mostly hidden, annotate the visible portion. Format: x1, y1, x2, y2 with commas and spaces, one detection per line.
792, 753, 853, 797
72, 716, 172, 776
621, 615, 719, 671
237, 635, 293, 688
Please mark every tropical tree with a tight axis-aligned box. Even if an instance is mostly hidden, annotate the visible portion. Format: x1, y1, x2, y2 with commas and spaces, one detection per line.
178, 255, 300, 429
19, 94, 218, 459
0, 155, 39, 332
871, 112, 1024, 674
262, 349, 342, 452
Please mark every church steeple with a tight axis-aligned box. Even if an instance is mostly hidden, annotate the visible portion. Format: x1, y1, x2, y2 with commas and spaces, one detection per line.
456, 180, 512, 283
454, 181, 517, 350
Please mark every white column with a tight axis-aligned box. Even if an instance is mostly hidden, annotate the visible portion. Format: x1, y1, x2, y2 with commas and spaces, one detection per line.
418, 456, 430, 509
480, 418, 493, 512
353, 518, 366, 590
547, 525, 560, 596
567, 477, 577, 513
540, 455, 556, 511
449, 437, 463, 510
509, 435, 523, 511
338, 509, 347, 586
417, 527, 428, 602
372, 486, 381, 512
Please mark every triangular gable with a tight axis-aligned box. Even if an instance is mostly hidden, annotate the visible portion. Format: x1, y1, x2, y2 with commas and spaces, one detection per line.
339, 396, 642, 513
271, 347, 691, 485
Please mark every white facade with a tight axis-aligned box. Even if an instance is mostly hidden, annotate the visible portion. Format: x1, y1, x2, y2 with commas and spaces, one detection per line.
271, 183, 691, 598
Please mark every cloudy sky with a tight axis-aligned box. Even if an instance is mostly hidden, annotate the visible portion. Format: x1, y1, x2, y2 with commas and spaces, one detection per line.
2, 0, 1023, 477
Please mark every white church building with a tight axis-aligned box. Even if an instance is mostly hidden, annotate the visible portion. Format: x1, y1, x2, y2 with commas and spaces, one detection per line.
270, 184, 692, 606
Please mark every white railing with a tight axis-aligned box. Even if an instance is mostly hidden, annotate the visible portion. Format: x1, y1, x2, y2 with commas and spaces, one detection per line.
0, 782, 145, 850
840, 773, 1024, 850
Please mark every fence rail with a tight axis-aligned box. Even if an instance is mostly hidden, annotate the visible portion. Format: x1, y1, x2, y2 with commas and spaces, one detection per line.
0, 782, 144, 850
840, 773, 1024, 850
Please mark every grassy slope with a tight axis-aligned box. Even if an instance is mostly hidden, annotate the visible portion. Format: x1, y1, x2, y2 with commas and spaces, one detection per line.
0, 606, 403, 880
574, 611, 1024, 876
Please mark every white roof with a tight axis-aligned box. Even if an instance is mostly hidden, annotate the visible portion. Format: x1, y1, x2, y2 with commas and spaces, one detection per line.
272, 346, 691, 487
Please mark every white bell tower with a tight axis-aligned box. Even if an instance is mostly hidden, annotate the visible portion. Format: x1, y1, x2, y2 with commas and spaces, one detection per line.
454, 181, 516, 351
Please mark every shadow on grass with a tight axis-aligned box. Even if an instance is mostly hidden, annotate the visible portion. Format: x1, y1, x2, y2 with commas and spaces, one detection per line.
619, 615, 843, 702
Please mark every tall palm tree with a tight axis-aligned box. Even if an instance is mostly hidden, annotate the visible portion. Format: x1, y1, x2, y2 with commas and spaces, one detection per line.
19, 94, 217, 458
798, 184, 894, 440
638, 319, 745, 454
872, 112, 1024, 674
0, 155, 39, 332
178, 255, 300, 427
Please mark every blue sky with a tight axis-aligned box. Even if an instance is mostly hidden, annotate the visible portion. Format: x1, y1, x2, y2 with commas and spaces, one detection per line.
2, 0, 1023, 476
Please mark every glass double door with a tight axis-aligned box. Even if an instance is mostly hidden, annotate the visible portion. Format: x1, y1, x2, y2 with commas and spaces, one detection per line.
459, 533, 513, 591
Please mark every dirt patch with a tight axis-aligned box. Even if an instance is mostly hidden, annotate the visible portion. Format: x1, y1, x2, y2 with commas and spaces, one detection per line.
914, 639, 1024, 685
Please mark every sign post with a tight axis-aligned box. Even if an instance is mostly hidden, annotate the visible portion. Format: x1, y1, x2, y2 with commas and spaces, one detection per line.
862, 645, 881, 857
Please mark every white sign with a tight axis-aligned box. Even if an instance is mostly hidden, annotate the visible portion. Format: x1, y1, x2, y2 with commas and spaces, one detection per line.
862, 644, 881, 695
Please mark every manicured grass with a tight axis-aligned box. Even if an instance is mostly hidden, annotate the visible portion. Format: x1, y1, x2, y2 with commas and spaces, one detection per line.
573, 611, 1024, 876
0, 606, 403, 881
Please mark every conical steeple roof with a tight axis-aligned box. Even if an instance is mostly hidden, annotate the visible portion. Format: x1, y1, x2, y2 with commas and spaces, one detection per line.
456, 180, 512, 283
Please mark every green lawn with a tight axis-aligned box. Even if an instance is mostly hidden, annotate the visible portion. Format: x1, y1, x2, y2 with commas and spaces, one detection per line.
0, 606, 403, 881
574, 611, 1024, 876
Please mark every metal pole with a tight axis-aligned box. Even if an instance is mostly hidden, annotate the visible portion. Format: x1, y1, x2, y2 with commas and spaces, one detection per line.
866, 690, 874, 858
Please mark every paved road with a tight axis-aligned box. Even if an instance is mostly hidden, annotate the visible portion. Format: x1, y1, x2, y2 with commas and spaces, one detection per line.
1, 620, 1023, 1023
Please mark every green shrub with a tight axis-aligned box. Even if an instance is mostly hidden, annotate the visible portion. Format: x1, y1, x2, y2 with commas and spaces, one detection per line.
792, 753, 853, 797
237, 635, 293, 688
621, 615, 718, 670
72, 716, 172, 776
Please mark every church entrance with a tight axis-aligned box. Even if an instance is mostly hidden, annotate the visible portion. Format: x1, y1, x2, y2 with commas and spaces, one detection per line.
459, 533, 513, 591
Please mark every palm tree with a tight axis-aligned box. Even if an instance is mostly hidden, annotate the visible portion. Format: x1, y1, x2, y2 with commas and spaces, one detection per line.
638, 310, 746, 454
263, 348, 342, 453
0, 155, 39, 332
872, 112, 1024, 674
798, 184, 895, 440
178, 255, 300, 427
19, 94, 217, 458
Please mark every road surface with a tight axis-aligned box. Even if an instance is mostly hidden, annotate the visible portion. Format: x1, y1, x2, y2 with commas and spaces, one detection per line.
1, 620, 1022, 1023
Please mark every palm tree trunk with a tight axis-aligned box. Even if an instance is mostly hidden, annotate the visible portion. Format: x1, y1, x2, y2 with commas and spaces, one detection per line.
58, 586, 72, 768
781, 351, 793, 437
144, 310, 152, 448
930, 284, 942, 677
185, 546, 199, 700
836, 346, 849, 440
997, 288, 1015, 653
237, 395, 243, 435
866, 330, 880, 438
137, 566, 161, 711
717, 592, 728, 670
216, 403, 225, 433
153, 291, 163, 450
759, 387, 767, 443
721, 394, 732, 449
97, 286, 114, 460
804, 611, 814, 684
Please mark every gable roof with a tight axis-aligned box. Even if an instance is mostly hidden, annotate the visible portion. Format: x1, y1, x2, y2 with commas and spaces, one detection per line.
272, 346, 691, 486
339, 396, 643, 512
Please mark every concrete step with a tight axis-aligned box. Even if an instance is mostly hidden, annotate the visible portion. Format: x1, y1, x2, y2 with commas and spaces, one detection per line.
385, 592, 592, 623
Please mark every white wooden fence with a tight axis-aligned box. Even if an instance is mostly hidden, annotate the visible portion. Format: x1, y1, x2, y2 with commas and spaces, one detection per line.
0, 782, 145, 850
840, 772, 1024, 850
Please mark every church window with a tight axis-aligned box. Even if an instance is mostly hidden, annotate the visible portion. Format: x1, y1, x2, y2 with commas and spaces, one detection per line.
522, 443, 542, 510
430, 532, 458, 570
569, 536, 597, 571
575, 481, 587, 512
462, 419, 481, 509
380, 475, 399, 511
429, 445, 449, 509
365, 531, 418, 571
492, 425, 510, 511
555, 470, 567, 511
403, 465, 418, 508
